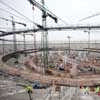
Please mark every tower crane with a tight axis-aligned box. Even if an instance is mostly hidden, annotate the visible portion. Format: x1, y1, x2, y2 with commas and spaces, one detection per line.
28, 0, 58, 23
0, 16, 27, 52
28, 0, 58, 72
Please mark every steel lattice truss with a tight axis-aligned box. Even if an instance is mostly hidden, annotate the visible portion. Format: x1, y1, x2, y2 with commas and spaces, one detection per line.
1, 25, 100, 37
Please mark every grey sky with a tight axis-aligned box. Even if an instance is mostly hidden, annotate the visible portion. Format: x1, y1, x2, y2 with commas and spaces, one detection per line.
0, 0, 100, 41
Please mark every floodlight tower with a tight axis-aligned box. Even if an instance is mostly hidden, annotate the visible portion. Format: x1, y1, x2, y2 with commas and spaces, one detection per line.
2, 37, 5, 56
84, 29, 90, 54
11, 16, 26, 52
23, 34, 26, 50
11, 16, 16, 52
67, 36, 71, 55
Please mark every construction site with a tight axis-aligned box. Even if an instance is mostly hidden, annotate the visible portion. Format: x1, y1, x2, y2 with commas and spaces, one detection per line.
0, 0, 100, 100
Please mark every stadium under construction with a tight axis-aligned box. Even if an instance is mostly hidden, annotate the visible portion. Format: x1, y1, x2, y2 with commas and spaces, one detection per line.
0, 0, 100, 100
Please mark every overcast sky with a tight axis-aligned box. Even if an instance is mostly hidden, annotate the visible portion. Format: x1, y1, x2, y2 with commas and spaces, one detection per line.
0, 0, 100, 42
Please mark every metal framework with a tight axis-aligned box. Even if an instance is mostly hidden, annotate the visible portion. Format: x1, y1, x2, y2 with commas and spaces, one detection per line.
28, 0, 57, 23
1, 25, 100, 37
27, 0, 58, 71
0, 16, 26, 53
41, 0, 48, 72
